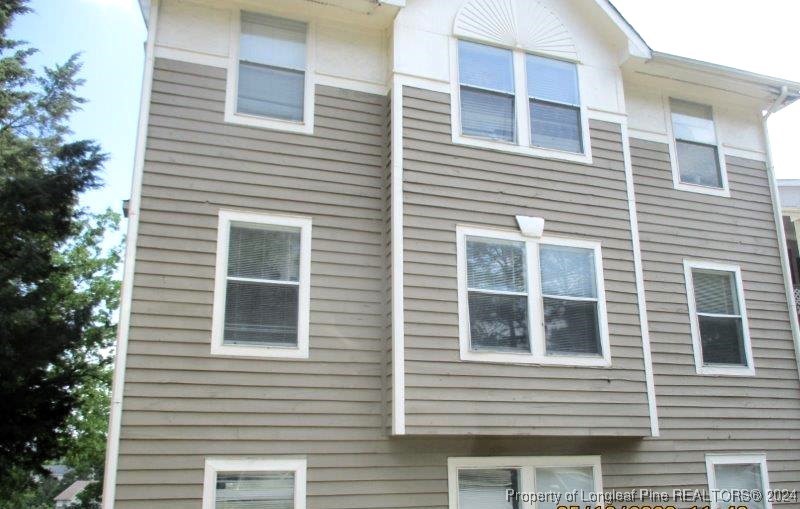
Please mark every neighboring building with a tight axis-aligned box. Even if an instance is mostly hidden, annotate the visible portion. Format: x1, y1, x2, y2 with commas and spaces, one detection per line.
54, 480, 92, 509
779, 179, 800, 311
103, 1, 800, 508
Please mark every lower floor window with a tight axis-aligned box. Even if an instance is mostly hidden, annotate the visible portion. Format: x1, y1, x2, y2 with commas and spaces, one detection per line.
706, 454, 770, 509
203, 458, 306, 509
449, 456, 601, 509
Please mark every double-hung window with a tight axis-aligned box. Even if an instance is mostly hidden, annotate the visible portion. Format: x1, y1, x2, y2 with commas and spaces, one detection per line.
211, 211, 311, 359
684, 261, 753, 375
527, 54, 582, 153
458, 40, 516, 142
670, 98, 728, 195
226, 12, 313, 133
203, 458, 307, 509
454, 40, 588, 161
458, 227, 609, 366
448, 456, 602, 509
706, 454, 771, 509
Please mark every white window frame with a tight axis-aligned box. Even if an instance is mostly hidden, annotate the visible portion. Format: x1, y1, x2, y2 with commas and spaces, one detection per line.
684, 260, 753, 376
203, 457, 307, 509
456, 226, 610, 367
665, 96, 730, 197
449, 38, 592, 165
211, 210, 311, 359
447, 456, 603, 509
705, 454, 771, 509
224, 9, 316, 134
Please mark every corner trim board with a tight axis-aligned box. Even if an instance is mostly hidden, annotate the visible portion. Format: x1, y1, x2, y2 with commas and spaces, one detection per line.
101, 0, 161, 507
391, 74, 405, 434
620, 122, 660, 437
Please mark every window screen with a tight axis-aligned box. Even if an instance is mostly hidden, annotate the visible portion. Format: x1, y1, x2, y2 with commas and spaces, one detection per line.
458, 40, 515, 142
670, 98, 722, 188
458, 468, 520, 509
535, 467, 595, 509
466, 237, 529, 353
540, 245, 601, 355
216, 470, 295, 509
224, 223, 301, 347
238, 12, 306, 121
714, 464, 764, 509
527, 54, 582, 153
691, 269, 746, 366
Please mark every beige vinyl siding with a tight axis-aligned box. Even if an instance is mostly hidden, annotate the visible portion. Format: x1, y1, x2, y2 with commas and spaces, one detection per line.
625, 136, 800, 494
400, 86, 651, 436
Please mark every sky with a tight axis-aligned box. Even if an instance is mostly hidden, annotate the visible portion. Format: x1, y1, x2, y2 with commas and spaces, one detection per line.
8, 0, 800, 224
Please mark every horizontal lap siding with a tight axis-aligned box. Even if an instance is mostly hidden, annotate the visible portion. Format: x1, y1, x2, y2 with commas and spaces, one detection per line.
401, 86, 651, 436
623, 137, 800, 499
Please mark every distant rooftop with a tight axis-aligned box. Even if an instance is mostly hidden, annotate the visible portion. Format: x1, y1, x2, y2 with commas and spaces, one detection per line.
54, 480, 92, 502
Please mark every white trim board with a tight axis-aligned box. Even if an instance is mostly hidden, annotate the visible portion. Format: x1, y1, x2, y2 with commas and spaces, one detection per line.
101, 1, 161, 507
455, 226, 611, 367
620, 121, 660, 437
210, 210, 312, 359
203, 457, 307, 509
683, 259, 754, 377
390, 74, 405, 435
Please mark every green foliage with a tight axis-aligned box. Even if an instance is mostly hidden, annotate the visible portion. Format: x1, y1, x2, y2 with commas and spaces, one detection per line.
0, 0, 121, 506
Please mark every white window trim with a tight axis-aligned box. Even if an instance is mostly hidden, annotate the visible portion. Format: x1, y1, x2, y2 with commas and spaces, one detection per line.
665, 96, 730, 197
203, 457, 307, 509
447, 456, 603, 509
456, 225, 611, 367
211, 210, 311, 359
224, 9, 316, 134
705, 453, 771, 509
684, 260, 754, 376
449, 38, 593, 165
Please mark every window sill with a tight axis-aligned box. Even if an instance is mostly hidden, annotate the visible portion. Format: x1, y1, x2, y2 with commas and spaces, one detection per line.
696, 364, 754, 377
223, 110, 314, 134
210, 343, 309, 359
460, 348, 611, 367
674, 181, 730, 197
452, 132, 593, 165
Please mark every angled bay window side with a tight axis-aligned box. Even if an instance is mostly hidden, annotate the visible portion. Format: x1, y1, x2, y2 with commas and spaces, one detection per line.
667, 97, 729, 196
447, 456, 602, 509
202, 458, 307, 509
684, 260, 754, 376
705, 454, 771, 509
449, 37, 592, 164
224, 10, 315, 133
456, 226, 610, 366
211, 211, 311, 359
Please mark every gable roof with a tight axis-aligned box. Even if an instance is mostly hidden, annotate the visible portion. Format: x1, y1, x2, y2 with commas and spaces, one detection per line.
594, 0, 651, 58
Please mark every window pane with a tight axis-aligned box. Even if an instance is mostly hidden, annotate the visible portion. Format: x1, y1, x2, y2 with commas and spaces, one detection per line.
468, 292, 529, 352
458, 469, 520, 509
714, 464, 764, 509
699, 315, 746, 365
467, 238, 526, 293
216, 470, 294, 509
224, 281, 298, 346
671, 98, 716, 145
543, 297, 601, 355
526, 54, 579, 105
536, 467, 594, 509
692, 270, 739, 315
530, 100, 582, 153
458, 40, 514, 92
240, 12, 306, 70
676, 140, 722, 188
540, 245, 596, 298
237, 63, 304, 121
228, 224, 301, 282
461, 87, 515, 141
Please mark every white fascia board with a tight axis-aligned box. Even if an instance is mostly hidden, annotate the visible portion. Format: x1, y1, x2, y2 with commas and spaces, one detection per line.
593, 0, 651, 59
